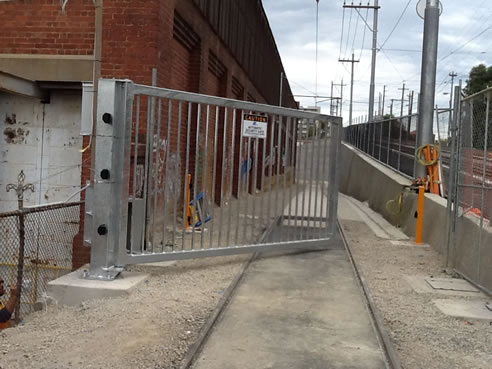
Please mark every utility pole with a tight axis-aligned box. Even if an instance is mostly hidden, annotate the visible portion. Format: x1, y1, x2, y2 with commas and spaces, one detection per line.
448, 71, 458, 138
408, 91, 414, 116
377, 92, 382, 117
330, 81, 334, 115
398, 82, 407, 118
315, 0, 320, 106
339, 53, 359, 125
416, 0, 440, 178
343, 0, 379, 122
408, 90, 415, 134
390, 99, 397, 117
333, 80, 346, 117
382, 85, 386, 117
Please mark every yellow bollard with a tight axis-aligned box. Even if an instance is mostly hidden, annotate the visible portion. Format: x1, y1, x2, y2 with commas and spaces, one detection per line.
416, 185, 425, 244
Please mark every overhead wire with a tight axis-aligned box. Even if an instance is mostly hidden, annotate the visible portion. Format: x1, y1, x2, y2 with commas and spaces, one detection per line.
343, 8, 353, 59
439, 25, 492, 62
379, 0, 412, 51
338, 6, 346, 59
351, 6, 360, 52
355, 8, 369, 74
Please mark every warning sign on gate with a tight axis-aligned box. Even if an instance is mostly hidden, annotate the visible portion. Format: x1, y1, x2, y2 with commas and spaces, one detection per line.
242, 113, 268, 139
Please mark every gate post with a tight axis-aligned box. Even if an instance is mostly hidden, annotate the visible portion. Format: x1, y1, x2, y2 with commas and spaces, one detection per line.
85, 79, 133, 280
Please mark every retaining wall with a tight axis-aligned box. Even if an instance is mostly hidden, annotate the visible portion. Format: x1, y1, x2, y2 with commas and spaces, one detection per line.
339, 143, 492, 294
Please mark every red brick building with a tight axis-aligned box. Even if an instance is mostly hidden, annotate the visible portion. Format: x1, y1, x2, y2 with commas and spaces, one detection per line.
0, 0, 297, 268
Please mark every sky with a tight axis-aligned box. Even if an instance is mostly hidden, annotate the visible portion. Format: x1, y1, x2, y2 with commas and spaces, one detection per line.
262, 0, 492, 125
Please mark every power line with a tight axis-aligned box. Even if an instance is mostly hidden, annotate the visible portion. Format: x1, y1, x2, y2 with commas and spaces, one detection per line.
351, 7, 360, 52
343, 8, 354, 59
379, 0, 412, 50
440, 25, 492, 62
338, 7, 346, 59
356, 8, 370, 71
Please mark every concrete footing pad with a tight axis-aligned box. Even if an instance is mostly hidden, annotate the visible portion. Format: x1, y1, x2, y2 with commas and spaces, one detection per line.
433, 299, 492, 320
404, 275, 484, 297
47, 268, 149, 306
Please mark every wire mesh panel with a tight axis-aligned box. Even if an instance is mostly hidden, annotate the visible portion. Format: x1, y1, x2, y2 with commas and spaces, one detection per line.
343, 114, 419, 178
453, 88, 492, 291
86, 80, 341, 278
0, 202, 81, 315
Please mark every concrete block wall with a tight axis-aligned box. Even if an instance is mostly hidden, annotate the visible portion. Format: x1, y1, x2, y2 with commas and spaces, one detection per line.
339, 143, 492, 293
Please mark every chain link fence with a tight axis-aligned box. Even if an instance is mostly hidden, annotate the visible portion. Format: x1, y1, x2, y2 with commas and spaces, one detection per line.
0, 202, 81, 316
451, 88, 492, 291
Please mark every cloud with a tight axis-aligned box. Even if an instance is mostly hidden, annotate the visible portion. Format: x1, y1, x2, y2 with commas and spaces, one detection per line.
263, 0, 492, 123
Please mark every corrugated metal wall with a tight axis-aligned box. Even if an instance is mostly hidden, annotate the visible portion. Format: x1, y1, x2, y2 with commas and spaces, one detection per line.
192, 0, 297, 108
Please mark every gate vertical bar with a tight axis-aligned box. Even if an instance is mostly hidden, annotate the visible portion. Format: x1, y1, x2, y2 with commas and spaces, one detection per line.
308, 121, 316, 231
210, 107, 219, 248
301, 122, 309, 239
288, 118, 296, 238
274, 118, 282, 240
235, 115, 245, 245
313, 123, 321, 230
281, 117, 290, 236
173, 101, 182, 251
200, 105, 211, 249
152, 98, 162, 251
319, 123, 329, 237
132, 96, 140, 199
251, 137, 259, 238
268, 115, 275, 227
191, 104, 201, 249
218, 108, 228, 247
227, 109, 237, 245
327, 121, 340, 236
242, 137, 251, 241
182, 103, 192, 248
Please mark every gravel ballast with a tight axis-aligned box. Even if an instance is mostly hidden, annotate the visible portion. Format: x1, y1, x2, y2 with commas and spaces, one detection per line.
340, 218, 492, 369
0, 255, 249, 369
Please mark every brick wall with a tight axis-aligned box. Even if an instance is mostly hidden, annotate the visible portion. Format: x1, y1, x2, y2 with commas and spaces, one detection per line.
0, 0, 95, 55
0, 0, 295, 268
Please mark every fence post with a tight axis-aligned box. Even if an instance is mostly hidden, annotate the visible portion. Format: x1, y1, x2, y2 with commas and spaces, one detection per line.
398, 116, 403, 171
387, 121, 392, 165
477, 90, 490, 282
372, 122, 376, 156
445, 85, 461, 268
85, 79, 132, 280
6, 170, 34, 321
379, 121, 383, 160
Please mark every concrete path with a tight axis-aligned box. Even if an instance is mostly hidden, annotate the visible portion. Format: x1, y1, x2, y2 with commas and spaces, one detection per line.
191, 235, 387, 368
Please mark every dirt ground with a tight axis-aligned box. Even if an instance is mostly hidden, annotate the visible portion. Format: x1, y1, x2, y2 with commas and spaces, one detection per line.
0, 255, 249, 369
0, 188, 288, 369
339, 218, 492, 369
2, 188, 491, 369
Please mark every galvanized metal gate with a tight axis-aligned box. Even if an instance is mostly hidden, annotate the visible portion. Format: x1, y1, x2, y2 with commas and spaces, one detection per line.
85, 80, 341, 279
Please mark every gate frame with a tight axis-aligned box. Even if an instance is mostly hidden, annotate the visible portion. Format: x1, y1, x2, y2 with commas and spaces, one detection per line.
85, 79, 342, 280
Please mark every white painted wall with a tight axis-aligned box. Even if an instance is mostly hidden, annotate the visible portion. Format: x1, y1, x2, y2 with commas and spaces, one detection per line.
0, 91, 83, 211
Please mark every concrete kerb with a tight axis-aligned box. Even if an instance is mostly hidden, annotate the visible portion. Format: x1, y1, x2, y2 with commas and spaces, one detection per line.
338, 221, 402, 369
339, 143, 492, 294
